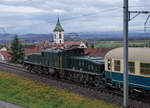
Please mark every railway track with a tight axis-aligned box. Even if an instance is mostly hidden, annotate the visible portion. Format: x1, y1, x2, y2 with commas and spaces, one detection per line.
0, 62, 27, 72
0, 62, 150, 108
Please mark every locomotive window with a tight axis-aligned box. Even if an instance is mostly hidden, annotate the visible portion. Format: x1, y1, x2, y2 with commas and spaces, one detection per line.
140, 63, 150, 75
128, 62, 135, 73
96, 66, 98, 71
91, 65, 94, 70
72, 59, 74, 65
79, 60, 81, 66
88, 64, 90, 70
114, 60, 120, 71
82, 61, 84, 66
94, 66, 97, 71
108, 59, 111, 70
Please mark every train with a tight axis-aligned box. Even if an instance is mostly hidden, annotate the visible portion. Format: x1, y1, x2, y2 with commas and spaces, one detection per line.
105, 47, 150, 94
24, 47, 150, 94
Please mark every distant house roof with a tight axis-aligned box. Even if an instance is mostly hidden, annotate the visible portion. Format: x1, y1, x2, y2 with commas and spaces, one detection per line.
0, 47, 7, 51
64, 41, 81, 45
85, 48, 115, 57
0, 50, 11, 61
24, 43, 43, 59
49, 41, 86, 49
0, 43, 43, 61
64, 41, 87, 48
53, 17, 64, 32
23, 45, 36, 49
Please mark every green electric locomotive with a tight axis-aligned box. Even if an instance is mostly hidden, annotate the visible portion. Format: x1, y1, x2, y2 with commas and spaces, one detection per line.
24, 48, 105, 87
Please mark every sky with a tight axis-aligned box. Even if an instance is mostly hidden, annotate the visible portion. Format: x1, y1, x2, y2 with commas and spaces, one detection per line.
0, 0, 150, 34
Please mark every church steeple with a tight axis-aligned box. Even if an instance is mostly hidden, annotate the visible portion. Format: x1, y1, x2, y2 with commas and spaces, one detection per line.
53, 17, 64, 44
53, 17, 64, 32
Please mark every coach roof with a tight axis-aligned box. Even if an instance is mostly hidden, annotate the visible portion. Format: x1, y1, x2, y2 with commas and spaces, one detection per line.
105, 47, 150, 62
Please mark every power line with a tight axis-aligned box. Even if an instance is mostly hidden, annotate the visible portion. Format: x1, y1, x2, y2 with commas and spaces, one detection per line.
48, 7, 122, 25
129, 5, 150, 8
0, 27, 5, 33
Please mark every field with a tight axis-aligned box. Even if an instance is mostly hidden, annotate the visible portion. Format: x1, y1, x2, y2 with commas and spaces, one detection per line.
0, 70, 119, 108
94, 40, 150, 48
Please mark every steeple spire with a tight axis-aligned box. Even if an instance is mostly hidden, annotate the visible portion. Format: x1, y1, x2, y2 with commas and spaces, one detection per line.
53, 17, 64, 32
53, 16, 64, 44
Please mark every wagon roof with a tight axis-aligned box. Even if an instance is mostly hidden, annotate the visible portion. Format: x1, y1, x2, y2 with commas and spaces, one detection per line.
105, 47, 150, 62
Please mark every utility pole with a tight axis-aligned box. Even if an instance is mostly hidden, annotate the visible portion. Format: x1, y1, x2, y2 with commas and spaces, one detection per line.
123, 0, 128, 108
123, 0, 150, 107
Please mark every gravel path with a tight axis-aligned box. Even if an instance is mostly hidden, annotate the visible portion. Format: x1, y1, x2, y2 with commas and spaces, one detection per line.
0, 64, 150, 108
0, 100, 26, 108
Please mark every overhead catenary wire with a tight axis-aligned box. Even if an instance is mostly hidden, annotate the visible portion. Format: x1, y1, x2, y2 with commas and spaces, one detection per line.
47, 7, 122, 25
47, 6, 150, 27
4, 1, 150, 33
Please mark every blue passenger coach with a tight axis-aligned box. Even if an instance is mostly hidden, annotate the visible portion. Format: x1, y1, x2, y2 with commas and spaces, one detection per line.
105, 48, 150, 93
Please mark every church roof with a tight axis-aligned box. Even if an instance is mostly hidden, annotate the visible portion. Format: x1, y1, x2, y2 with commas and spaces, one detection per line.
53, 17, 64, 32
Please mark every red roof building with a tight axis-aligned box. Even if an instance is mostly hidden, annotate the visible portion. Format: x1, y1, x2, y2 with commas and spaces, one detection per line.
85, 48, 115, 57
0, 43, 43, 61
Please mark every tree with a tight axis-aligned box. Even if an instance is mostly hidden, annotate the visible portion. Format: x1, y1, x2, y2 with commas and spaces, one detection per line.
91, 43, 95, 48
85, 41, 89, 48
9, 35, 24, 64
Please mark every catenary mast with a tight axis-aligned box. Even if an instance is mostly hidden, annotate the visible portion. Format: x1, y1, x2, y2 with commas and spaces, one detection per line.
123, 0, 129, 108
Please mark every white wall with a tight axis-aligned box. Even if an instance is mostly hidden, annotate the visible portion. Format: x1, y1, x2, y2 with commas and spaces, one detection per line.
53, 31, 64, 44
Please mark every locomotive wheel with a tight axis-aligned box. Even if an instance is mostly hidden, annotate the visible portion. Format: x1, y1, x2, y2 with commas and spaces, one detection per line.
72, 73, 77, 81
64, 71, 69, 80
28, 66, 32, 73
73, 73, 79, 82
88, 75, 94, 86
94, 76, 101, 87
24, 65, 28, 70
67, 72, 72, 80
44, 68, 49, 75
83, 74, 89, 85
79, 74, 84, 83
59, 71, 65, 79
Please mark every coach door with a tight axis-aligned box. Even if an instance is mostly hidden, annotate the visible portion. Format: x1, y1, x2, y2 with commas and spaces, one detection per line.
108, 58, 113, 80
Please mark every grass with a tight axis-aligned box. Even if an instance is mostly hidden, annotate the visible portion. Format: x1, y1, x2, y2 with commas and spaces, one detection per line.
0, 70, 119, 108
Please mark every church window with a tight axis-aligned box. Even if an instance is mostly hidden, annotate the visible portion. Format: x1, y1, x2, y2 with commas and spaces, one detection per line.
59, 33, 61, 39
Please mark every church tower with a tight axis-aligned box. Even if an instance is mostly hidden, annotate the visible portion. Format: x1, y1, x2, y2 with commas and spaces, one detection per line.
53, 17, 64, 44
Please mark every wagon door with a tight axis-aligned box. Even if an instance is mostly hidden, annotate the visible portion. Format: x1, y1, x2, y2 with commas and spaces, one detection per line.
106, 58, 113, 82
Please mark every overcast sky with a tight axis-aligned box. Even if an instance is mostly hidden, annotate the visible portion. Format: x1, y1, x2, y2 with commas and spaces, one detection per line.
0, 0, 150, 34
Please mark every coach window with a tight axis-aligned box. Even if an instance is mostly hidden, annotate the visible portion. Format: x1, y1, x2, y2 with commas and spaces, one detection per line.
128, 62, 135, 73
140, 63, 150, 75
114, 60, 120, 72
107, 59, 111, 70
